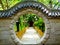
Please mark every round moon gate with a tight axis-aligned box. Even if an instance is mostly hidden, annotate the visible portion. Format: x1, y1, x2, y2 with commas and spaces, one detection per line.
9, 1, 51, 45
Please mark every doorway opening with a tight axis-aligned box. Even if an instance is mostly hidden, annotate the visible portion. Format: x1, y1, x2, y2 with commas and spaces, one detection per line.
13, 13, 45, 44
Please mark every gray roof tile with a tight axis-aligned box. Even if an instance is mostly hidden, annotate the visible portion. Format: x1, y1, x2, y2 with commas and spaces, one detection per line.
0, 1, 60, 18
43, 8, 47, 12
41, 7, 45, 10
46, 10, 49, 14
48, 12, 51, 16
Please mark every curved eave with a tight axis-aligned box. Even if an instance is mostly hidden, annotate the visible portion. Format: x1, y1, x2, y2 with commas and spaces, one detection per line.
0, 1, 60, 18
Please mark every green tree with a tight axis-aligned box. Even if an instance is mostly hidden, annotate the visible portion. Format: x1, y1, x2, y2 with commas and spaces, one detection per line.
0, 0, 59, 10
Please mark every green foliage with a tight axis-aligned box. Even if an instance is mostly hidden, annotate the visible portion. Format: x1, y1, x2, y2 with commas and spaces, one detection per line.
38, 0, 59, 8
0, 0, 59, 10
34, 17, 45, 32
0, 0, 21, 10
14, 13, 45, 32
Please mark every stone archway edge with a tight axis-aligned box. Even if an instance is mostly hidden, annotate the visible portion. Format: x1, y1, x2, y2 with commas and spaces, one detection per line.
0, 1, 60, 18
10, 9, 51, 44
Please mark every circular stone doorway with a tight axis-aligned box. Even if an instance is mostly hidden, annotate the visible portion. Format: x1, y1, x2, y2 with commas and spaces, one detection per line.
10, 9, 51, 45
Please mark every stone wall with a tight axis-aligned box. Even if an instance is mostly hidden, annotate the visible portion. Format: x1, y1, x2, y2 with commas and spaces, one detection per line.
0, 19, 15, 45
0, 9, 60, 45
0, 18, 60, 45
45, 19, 60, 45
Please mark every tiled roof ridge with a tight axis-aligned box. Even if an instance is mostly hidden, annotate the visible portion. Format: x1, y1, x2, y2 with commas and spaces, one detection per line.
0, 1, 60, 18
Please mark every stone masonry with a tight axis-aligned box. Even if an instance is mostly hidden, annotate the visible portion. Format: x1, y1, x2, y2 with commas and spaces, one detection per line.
0, 1, 60, 45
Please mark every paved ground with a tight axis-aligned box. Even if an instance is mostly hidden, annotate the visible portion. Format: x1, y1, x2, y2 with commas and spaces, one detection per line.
20, 27, 41, 44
